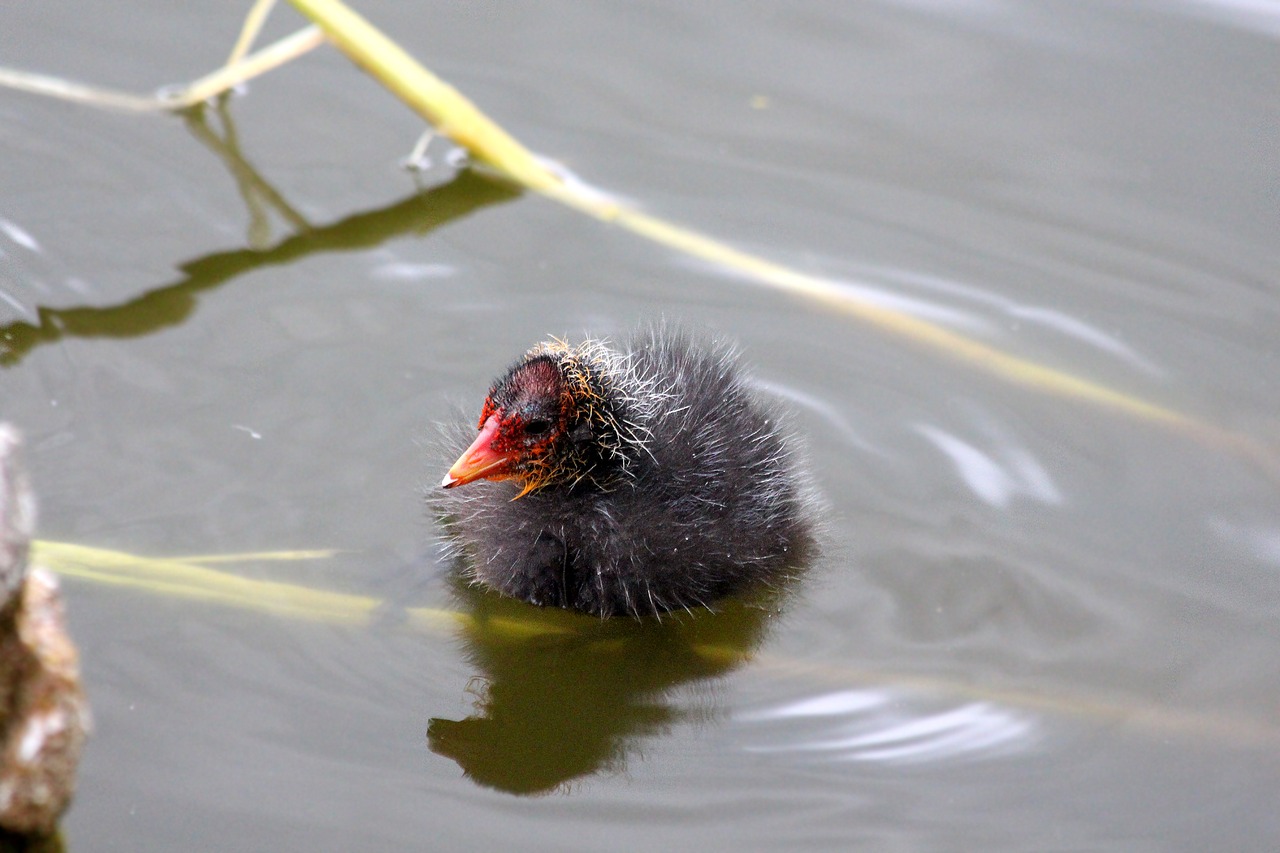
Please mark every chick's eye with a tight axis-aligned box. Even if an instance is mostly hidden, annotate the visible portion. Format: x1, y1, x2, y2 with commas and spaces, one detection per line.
523, 418, 552, 437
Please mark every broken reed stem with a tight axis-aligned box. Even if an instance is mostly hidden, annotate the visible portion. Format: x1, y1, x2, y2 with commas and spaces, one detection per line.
227, 0, 280, 65
170, 24, 327, 109
0, 23, 323, 113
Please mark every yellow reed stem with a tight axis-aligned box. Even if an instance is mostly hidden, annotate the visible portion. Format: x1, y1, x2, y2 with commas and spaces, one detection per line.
32, 537, 1280, 748
283, 0, 1275, 467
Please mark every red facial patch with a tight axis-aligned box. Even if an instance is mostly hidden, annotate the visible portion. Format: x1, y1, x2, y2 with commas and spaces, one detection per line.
478, 396, 499, 430
448, 354, 575, 497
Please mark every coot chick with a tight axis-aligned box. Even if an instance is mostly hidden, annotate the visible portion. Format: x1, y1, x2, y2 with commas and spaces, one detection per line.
438, 325, 811, 618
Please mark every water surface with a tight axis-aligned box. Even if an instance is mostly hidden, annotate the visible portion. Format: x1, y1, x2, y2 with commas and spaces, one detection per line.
2, 1, 1278, 849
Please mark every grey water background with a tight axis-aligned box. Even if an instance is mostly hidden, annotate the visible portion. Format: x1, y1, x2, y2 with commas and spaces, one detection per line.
2, 1, 1278, 849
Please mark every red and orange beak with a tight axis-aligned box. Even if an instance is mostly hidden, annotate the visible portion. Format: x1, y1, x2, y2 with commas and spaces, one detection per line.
441, 416, 516, 489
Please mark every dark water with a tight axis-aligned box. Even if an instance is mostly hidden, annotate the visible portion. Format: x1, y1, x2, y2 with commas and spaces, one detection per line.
3, 1, 1278, 849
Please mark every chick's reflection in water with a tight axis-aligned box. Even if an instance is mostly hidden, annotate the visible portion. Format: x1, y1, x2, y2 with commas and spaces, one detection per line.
427, 575, 796, 795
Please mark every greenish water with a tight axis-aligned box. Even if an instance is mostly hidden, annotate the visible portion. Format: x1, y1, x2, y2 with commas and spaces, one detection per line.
2, 1, 1278, 849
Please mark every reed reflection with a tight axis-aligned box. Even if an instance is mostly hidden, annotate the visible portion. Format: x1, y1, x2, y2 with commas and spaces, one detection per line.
0, 102, 518, 368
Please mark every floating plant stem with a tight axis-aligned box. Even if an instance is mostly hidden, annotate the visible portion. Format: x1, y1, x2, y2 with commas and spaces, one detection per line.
0, 0, 1269, 469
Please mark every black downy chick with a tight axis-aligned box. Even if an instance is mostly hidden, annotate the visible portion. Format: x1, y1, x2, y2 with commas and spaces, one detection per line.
439, 325, 812, 618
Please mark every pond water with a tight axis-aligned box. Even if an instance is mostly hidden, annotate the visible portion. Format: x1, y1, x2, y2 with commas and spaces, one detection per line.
2, 0, 1278, 849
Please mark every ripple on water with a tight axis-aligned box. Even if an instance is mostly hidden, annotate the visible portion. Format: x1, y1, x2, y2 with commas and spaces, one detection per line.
732, 687, 1038, 766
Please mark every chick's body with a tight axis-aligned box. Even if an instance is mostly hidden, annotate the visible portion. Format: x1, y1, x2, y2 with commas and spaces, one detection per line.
439, 326, 810, 618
